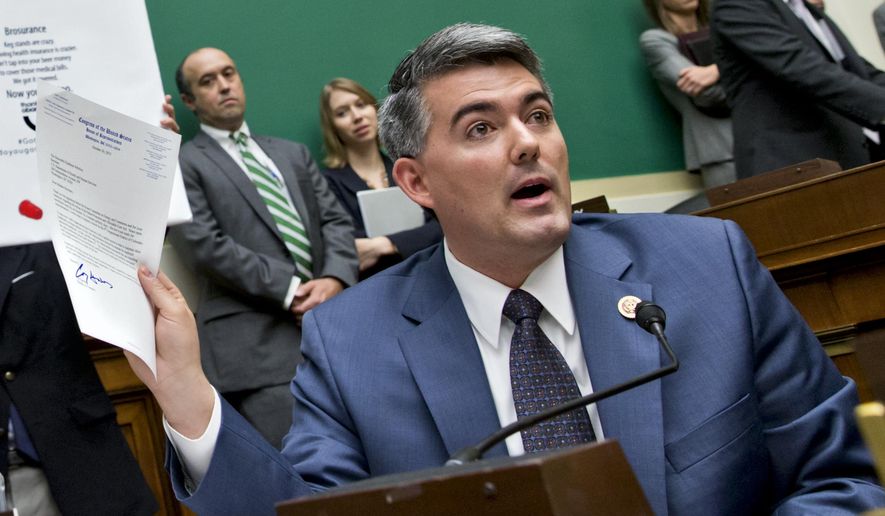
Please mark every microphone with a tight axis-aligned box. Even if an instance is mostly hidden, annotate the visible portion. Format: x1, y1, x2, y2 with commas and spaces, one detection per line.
446, 301, 678, 466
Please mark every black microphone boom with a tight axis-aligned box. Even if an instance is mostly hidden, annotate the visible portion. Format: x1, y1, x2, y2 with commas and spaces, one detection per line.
446, 301, 679, 466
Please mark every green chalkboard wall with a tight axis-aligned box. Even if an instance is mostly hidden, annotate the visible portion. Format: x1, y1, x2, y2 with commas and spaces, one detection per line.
144, 0, 682, 180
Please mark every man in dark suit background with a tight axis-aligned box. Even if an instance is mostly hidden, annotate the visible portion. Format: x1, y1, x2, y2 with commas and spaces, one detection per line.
712, 0, 885, 179
169, 47, 357, 448
0, 243, 157, 515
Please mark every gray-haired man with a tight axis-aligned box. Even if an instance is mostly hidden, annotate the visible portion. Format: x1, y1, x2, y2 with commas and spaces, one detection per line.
128, 23, 884, 515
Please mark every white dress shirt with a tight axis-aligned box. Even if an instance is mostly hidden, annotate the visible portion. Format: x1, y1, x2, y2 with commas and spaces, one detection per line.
201, 122, 302, 307
200, 122, 286, 184
443, 241, 604, 456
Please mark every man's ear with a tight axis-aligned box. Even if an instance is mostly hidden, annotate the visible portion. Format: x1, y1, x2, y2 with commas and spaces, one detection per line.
393, 157, 434, 210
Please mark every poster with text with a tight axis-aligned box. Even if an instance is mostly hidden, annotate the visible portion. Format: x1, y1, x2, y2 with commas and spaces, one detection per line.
1, 0, 191, 246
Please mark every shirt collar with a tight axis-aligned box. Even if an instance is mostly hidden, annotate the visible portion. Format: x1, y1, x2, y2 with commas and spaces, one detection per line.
201, 121, 249, 146
444, 239, 576, 348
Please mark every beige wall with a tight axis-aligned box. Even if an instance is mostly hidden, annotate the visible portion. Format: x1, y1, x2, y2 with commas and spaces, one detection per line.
571, 171, 702, 213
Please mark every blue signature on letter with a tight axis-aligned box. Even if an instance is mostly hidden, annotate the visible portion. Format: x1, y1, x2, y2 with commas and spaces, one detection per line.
75, 263, 114, 289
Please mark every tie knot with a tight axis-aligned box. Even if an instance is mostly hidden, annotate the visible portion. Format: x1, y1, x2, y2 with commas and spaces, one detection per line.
231, 131, 248, 146
503, 289, 543, 324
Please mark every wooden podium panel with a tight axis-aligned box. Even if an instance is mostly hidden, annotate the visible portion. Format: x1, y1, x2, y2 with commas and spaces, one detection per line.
572, 195, 611, 214
705, 158, 842, 206
697, 161, 885, 401
278, 440, 651, 516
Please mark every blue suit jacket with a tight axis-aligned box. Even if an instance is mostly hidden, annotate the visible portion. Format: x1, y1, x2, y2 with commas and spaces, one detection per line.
171, 214, 885, 515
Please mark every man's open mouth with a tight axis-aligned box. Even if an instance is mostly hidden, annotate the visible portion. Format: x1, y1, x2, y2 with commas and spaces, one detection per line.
512, 183, 549, 199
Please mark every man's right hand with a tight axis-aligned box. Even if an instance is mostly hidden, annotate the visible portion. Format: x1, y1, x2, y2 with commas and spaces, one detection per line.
125, 266, 215, 439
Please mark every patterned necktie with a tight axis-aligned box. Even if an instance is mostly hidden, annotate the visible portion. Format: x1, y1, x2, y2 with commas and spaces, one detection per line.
504, 289, 596, 453
232, 132, 313, 282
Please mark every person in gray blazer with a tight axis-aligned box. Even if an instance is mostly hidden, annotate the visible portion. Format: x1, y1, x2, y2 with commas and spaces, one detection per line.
169, 47, 358, 448
713, 0, 885, 179
640, 0, 736, 213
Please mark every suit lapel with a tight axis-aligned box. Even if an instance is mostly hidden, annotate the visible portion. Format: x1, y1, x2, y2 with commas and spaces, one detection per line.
337, 164, 370, 199
192, 131, 282, 239
397, 248, 508, 460
393, 222, 669, 505
564, 224, 666, 512
775, 0, 839, 63
822, 11, 868, 76
337, 157, 395, 195
254, 136, 311, 229
0, 246, 27, 316
255, 136, 324, 267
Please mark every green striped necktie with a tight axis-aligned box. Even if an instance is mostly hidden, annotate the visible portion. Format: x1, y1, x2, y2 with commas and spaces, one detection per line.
232, 131, 313, 282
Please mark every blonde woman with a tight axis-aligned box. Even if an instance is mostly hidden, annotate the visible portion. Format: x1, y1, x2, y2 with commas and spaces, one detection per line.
319, 78, 441, 278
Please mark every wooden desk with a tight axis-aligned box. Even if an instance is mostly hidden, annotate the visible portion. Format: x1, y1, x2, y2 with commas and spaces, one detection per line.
697, 161, 885, 401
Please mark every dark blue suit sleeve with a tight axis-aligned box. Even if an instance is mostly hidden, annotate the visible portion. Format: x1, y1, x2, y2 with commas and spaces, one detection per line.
723, 221, 885, 513
166, 309, 369, 515
166, 399, 314, 515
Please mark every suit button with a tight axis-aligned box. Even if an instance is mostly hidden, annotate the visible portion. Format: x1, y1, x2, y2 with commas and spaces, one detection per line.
4, 371, 15, 381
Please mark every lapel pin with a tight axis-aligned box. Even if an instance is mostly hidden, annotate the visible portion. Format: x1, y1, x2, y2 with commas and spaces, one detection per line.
617, 295, 643, 319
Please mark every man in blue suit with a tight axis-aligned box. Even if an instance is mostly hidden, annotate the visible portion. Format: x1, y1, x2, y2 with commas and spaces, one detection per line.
127, 23, 885, 515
